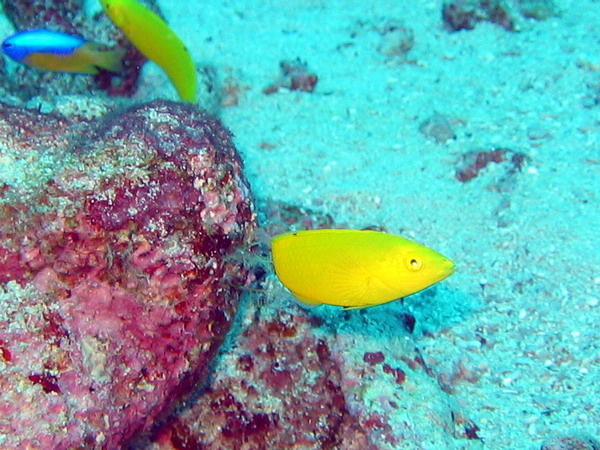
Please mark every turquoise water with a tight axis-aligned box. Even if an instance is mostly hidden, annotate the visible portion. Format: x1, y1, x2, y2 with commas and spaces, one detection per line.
0, 0, 599, 448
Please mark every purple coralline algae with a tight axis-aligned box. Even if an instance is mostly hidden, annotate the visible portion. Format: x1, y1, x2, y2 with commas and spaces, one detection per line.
0, 0, 84, 31
152, 310, 374, 449
455, 148, 528, 183
263, 59, 319, 95
441, 0, 558, 32
0, 100, 255, 447
442, 0, 517, 31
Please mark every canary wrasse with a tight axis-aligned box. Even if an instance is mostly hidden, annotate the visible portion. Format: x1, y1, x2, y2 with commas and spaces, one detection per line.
271, 229, 455, 310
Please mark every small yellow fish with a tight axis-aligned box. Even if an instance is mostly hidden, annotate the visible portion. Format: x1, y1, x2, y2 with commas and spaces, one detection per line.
271, 229, 455, 310
100, 0, 197, 102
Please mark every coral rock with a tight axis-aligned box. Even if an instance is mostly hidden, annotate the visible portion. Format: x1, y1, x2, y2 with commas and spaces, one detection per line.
442, 0, 517, 31
263, 59, 318, 95
0, 100, 255, 447
153, 310, 373, 449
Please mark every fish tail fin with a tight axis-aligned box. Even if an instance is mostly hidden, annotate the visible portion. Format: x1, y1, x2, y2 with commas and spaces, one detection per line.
94, 47, 126, 73
81, 42, 126, 73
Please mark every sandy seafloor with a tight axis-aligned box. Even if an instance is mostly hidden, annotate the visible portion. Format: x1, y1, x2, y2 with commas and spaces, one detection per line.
2, 0, 600, 448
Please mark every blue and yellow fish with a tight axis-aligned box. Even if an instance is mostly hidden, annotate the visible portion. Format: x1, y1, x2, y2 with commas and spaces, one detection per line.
1, 29, 125, 74
271, 229, 455, 310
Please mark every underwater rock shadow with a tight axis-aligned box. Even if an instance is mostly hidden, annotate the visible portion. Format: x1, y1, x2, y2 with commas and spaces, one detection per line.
307, 285, 477, 339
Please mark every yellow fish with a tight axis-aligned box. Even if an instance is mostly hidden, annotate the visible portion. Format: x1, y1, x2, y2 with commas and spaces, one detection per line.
100, 0, 197, 102
271, 229, 455, 310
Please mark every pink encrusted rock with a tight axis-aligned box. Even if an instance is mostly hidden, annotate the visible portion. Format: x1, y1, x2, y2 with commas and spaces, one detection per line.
0, 100, 255, 448
152, 309, 373, 449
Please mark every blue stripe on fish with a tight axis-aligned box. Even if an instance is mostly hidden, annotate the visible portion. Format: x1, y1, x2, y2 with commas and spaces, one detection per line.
1, 29, 125, 74
2, 29, 86, 61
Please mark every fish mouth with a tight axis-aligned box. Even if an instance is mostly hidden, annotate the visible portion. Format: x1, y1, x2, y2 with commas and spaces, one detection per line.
435, 257, 456, 281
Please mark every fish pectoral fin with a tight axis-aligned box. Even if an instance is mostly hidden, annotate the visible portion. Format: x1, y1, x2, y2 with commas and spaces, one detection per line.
339, 276, 399, 310
290, 291, 322, 308
367, 274, 395, 294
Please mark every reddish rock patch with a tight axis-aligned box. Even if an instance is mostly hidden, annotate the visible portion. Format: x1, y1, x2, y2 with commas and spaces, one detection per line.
153, 312, 373, 449
0, 100, 255, 447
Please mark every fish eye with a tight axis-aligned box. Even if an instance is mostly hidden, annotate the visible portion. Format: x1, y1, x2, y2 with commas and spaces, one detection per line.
405, 254, 423, 272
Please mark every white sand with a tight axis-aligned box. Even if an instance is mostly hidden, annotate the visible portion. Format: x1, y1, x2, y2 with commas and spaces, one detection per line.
153, 0, 600, 447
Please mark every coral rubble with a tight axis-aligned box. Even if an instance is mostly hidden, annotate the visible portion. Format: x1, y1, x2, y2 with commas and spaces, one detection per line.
153, 309, 373, 449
